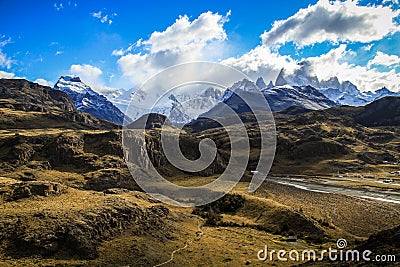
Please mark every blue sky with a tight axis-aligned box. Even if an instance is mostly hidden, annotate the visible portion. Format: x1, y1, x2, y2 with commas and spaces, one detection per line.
1, 0, 400, 93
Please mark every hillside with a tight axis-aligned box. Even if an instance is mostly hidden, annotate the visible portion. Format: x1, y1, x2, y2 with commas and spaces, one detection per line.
0, 79, 117, 130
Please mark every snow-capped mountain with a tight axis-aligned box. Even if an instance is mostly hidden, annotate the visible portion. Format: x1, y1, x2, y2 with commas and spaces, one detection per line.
203, 78, 336, 117
54, 76, 127, 124
221, 79, 260, 102
125, 85, 225, 125
257, 78, 336, 111
102, 87, 134, 114
370, 87, 400, 101
275, 65, 400, 106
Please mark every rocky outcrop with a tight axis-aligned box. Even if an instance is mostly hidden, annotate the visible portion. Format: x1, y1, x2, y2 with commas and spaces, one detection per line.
8, 181, 66, 201
84, 168, 141, 191
1, 198, 173, 259
0, 79, 76, 112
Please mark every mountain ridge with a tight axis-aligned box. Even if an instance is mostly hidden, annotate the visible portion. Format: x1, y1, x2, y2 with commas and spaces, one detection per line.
274, 65, 400, 106
0, 78, 117, 130
54, 76, 128, 125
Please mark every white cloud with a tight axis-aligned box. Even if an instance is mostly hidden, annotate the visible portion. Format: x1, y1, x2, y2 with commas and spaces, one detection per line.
221, 45, 298, 82
303, 45, 400, 92
0, 70, 17, 79
303, 44, 350, 81
362, 44, 374, 51
69, 64, 119, 94
0, 50, 12, 69
0, 37, 11, 47
0, 37, 13, 69
261, 0, 400, 47
54, 2, 63, 12
116, 11, 230, 85
70, 64, 103, 86
34, 78, 53, 87
92, 11, 102, 19
55, 51, 64, 55
383, 0, 399, 5
92, 11, 116, 25
367, 51, 400, 67
112, 43, 136, 56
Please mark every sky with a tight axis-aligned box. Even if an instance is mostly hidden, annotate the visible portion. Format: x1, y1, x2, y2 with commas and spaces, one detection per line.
1, 0, 400, 93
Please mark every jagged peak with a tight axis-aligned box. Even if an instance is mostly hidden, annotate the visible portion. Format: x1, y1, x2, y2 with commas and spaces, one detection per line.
55, 75, 93, 94
230, 78, 259, 92
375, 86, 392, 94
275, 68, 288, 86
320, 76, 341, 89
59, 75, 82, 83
256, 77, 267, 90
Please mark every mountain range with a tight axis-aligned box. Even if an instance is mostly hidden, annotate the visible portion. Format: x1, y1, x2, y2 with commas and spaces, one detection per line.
49, 68, 399, 126
274, 63, 400, 106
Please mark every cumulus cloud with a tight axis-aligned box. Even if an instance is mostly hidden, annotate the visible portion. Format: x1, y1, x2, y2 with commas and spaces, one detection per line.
34, 78, 53, 87
367, 51, 400, 67
116, 11, 230, 85
221, 45, 298, 82
69, 64, 119, 94
303, 45, 400, 92
261, 0, 400, 47
0, 70, 18, 79
70, 64, 103, 86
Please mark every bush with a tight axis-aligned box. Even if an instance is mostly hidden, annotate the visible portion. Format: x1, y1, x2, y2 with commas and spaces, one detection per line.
192, 194, 245, 226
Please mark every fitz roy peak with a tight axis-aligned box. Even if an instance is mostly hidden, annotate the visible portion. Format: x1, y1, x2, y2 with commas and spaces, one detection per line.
54, 76, 126, 124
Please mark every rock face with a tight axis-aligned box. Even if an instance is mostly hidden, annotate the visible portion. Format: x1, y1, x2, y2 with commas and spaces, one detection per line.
127, 113, 174, 129
54, 76, 127, 125
0, 79, 76, 112
84, 168, 142, 191
8, 181, 66, 201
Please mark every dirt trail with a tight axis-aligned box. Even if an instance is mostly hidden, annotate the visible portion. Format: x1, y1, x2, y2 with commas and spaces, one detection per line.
153, 219, 204, 267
